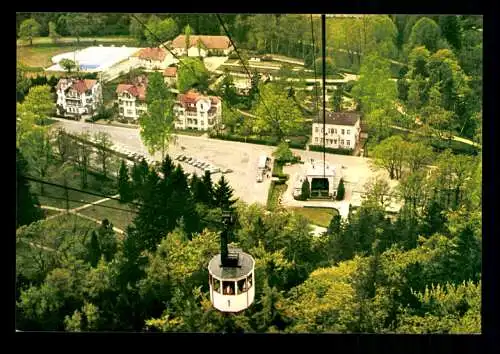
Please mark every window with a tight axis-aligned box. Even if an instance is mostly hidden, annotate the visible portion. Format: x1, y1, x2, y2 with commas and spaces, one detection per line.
223, 281, 235, 295
330, 128, 334, 134
342, 129, 345, 135
347, 129, 350, 135
346, 140, 350, 146
340, 139, 344, 145
334, 139, 337, 144
315, 127, 319, 133
213, 277, 221, 293
237, 278, 247, 294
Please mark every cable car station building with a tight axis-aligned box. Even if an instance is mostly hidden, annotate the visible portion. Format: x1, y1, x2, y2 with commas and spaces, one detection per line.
304, 160, 342, 199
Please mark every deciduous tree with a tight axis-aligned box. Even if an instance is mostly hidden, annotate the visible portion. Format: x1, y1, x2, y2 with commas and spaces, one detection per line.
177, 57, 209, 93
48, 21, 60, 44
94, 132, 113, 178
16, 148, 43, 228
371, 135, 408, 180
253, 83, 304, 141
19, 18, 41, 46
60, 59, 76, 73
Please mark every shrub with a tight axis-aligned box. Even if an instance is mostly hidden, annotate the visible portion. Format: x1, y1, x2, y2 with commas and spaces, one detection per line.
301, 178, 310, 200
343, 80, 357, 92
336, 178, 345, 201
309, 145, 353, 155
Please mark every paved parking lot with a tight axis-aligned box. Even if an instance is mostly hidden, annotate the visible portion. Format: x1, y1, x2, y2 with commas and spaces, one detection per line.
52, 119, 275, 206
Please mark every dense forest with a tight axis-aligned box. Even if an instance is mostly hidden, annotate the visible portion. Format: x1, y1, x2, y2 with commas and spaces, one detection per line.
16, 145, 481, 332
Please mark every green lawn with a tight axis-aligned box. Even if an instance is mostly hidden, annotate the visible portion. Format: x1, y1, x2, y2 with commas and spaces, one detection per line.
78, 199, 138, 231
43, 208, 63, 218
17, 36, 138, 69
32, 164, 117, 210
17, 36, 136, 47
289, 207, 339, 227
17, 45, 74, 68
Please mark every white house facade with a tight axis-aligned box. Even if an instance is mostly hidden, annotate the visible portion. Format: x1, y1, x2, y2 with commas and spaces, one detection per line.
311, 111, 362, 150
170, 35, 233, 58
131, 47, 172, 70
115, 81, 147, 121
56, 78, 103, 118
173, 90, 222, 131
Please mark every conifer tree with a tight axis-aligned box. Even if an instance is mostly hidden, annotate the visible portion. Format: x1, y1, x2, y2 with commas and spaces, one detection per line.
201, 170, 215, 205
88, 230, 102, 268
214, 176, 237, 210
118, 160, 132, 203
97, 219, 117, 262
336, 178, 345, 200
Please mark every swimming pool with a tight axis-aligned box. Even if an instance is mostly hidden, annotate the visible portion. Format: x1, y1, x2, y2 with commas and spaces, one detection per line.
79, 64, 101, 70
47, 46, 141, 72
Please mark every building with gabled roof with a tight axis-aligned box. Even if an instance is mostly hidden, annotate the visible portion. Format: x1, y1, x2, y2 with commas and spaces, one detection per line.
311, 111, 362, 151
131, 47, 177, 70
170, 35, 233, 57
115, 76, 148, 121
174, 89, 222, 130
55, 78, 103, 118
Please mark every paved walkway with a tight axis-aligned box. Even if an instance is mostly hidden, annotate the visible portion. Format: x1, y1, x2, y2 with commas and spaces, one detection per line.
390, 124, 481, 148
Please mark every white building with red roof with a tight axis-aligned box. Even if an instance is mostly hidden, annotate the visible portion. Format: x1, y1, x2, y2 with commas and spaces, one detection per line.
131, 47, 177, 70
170, 35, 233, 57
115, 76, 148, 121
174, 90, 222, 130
56, 78, 103, 118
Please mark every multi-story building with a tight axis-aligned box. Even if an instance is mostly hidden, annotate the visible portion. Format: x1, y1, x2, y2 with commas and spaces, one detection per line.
311, 111, 362, 150
115, 77, 148, 121
170, 35, 233, 57
56, 78, 103, 118
173, 90, 222, 131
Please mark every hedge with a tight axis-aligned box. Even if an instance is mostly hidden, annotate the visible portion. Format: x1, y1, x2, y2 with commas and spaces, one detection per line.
210, 133, 279, 146
309, 145, 354, 155
431, 139, 480, 156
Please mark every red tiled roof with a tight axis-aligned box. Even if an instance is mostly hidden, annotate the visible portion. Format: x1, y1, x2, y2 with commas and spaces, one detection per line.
57, 78, 97, 93
171, 35, 231, 50
176, 90, 221, 108
116, 83, 147, 101
163, 67, 177, 77
136, 47, 167, 61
